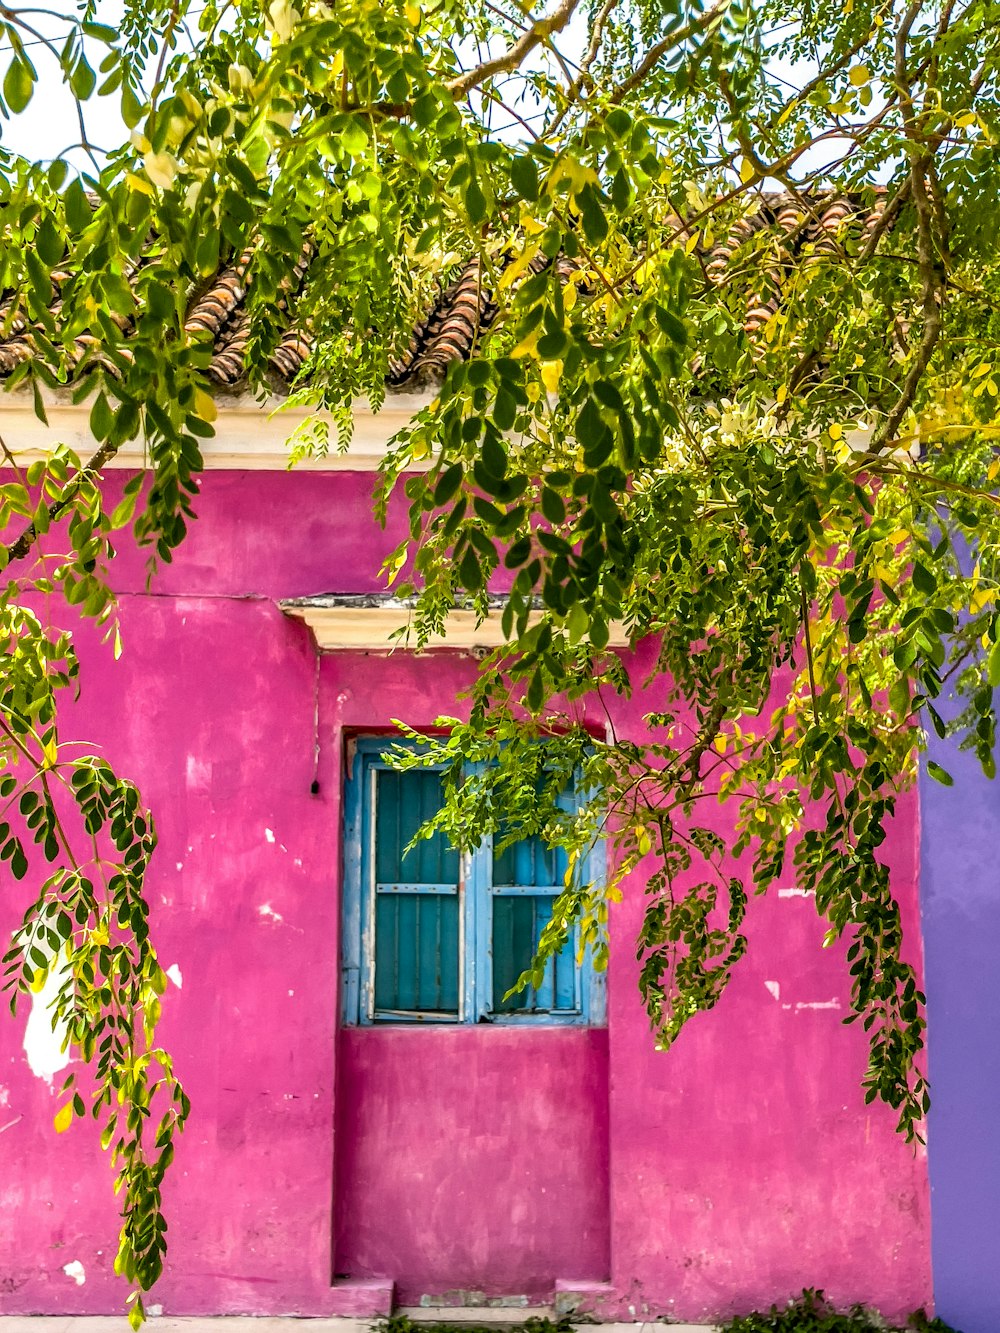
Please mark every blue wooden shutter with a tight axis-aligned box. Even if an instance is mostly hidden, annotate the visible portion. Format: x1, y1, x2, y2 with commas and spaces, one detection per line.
490, 822, 580, 1016
372, 767, 460, 1016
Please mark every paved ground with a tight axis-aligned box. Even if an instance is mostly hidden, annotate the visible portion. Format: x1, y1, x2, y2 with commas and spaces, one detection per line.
0, 1320, 713, 1333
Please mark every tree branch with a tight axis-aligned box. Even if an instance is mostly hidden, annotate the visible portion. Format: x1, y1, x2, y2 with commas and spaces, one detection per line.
607, 0, 730, 105
446, 0, 582, 100
3, 435, 124, 567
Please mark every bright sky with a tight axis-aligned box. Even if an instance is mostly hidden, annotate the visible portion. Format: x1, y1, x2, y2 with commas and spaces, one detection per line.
0, 5, 863, 185
1, 0, 172, 168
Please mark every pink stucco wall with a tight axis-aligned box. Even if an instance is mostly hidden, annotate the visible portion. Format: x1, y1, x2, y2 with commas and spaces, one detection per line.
335, 1028, 610, 1303
0, 469, 932, 1321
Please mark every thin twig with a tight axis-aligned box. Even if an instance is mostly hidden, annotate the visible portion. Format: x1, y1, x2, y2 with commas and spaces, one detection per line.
800, 574, 819, 726
545, 0, 619, 136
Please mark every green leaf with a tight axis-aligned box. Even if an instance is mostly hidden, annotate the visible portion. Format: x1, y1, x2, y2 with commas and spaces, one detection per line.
888, 677, 910, 716
492, 392, 516, 434
36, 217, 63, 267
466, 179, 487, 226
537, 328, 568, 360
4, 56, 35, 114
655, 305, 687, 345
926, 760, 954, 787
47, 160, 68, 191
912, 562, 936, 595
121, 82, 144, 129
481, 432, 507, 482
504, 536, 531, 567
82, 20, 119, 42
509, 154, 539, 202
341, 120, 369, 155
541, 487, 565, 525
64, 178, 93, 233
90, 392, 114, 443
567, 603, 588, 643
195, 226, 221, 276
987, 638, 1000, 688
110, 486, 141, 529
69, 55, 97, 101
526, 667, 543, 712
893, 640, 917, 671
433, 463, 464, 506
459, 544, 481, 590
577, 397, 603, 446
577, 182, 608, 244
590, 616, 609, 650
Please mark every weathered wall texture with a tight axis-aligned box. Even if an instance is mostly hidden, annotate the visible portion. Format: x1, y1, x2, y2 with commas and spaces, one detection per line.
0, 469, 931, 1322
335, 1027, 611, 1303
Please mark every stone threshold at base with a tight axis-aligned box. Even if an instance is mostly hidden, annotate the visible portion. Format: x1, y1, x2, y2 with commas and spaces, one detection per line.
0, 1318, 718, 1333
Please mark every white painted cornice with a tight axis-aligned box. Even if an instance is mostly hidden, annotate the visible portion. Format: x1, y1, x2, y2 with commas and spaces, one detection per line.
280, 595, 631, 652
0, 387, 437, 471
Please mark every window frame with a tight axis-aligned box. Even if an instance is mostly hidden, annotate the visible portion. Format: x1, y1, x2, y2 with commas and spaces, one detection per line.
341, 736, 606, 1027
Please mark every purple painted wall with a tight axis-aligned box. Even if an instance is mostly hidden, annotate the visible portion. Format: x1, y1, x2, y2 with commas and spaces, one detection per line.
921, 731, 1000, 1333
0, 469, 932, 1321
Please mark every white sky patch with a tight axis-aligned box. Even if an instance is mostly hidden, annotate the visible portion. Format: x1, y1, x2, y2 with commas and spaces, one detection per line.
258, 903, 284, 924
23, 956, 71, 1085
63, 1261, 86, 1286
165, 964, 183, 989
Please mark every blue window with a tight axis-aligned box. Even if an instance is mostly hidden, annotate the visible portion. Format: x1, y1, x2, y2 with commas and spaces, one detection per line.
341, 737, 604, 1025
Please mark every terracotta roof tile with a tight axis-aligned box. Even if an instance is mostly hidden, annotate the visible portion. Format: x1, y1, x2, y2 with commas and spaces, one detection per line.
0, 189, 887, 394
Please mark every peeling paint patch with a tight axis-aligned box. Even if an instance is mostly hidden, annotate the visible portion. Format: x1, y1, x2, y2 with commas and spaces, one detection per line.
764, 980, 781, 1002
166, 964, 183, 989
258, 903, 284, 924
0, 1085, 8, 1108
23, 957, 71, 1085
264, 827, 276, 843
778, 887, 814, 898
795, 997, 841, 1010
62, 1260, 85, 1286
